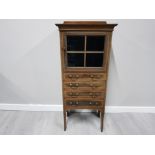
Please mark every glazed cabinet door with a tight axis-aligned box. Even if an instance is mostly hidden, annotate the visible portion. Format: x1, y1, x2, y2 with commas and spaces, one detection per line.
63, 33, 108, 70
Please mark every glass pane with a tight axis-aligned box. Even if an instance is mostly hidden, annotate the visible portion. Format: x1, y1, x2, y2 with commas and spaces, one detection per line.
86, 53, 103, 67
67, 53, 84, 67
86, 36, 105, 51
67, 36, 85, 51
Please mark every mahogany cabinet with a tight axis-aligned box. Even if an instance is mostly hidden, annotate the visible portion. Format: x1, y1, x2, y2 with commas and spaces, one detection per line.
56, 21, 117, 132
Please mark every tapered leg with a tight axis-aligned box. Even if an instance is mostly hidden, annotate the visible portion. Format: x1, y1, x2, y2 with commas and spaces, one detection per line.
67, 111, 70, 117
100, 111, 103, 132
64, 110, 67, 131
97, 110, 100, 118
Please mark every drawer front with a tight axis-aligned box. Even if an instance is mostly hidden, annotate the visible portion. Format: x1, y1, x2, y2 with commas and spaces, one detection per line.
64, 81, 106, 91
64, 91, 104, 100
64, 73, 107, 82
65, 100, 103, 106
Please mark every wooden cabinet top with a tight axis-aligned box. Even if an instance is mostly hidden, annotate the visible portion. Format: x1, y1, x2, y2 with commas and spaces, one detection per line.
56, 21, 117, 31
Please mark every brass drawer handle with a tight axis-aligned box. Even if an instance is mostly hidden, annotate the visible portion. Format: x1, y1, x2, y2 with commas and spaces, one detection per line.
89, 84, 96, 89
69, 101, 73, 105
89, 74, 96, 81
68, 74, 79, 80
89, 102, 99, 105
75, 75, 79, 79
90, 75, 94, 78
89, 75, 94, 80
68, 74, 73, 78
75, 83, 79, 87
69, 92, 73, 96
89, 92, 100, 98
68, 83, 79, 89
69, 83, 73, 86
68, 101, 78, 105
90, 84, 93, 87
68, 92, 79, 98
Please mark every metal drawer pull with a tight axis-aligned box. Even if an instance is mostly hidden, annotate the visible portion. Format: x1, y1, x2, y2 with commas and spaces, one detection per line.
90, 74, 96, 81
89, 92, 101, 98
69, 92, 73, 96
69, 83, 73, 86
90, 84, 96, 89
89, 93, 96, 98
68, 74, 73, 78
68, 101, 99, 106
68, 92, 79, 97
90, 75, 94, 78
75, 83, 79, 87
69, 83, 79, 89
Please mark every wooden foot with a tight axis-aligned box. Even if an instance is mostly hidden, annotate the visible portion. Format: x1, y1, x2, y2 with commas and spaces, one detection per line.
100, 111, 103, 132
97, 110, 100, 118
67, 111, 70, 117
64, 111, 67, 131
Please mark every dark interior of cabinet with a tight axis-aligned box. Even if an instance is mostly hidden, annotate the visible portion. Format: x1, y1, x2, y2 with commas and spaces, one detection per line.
67, 36, 85, 51
86, 36, 105, 51
67, 53, 84, 67
66, 35, 105, 68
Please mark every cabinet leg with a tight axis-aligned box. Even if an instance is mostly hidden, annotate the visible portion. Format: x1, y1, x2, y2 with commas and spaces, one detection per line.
64, 111, 67, 131
100, 111, 103, 132
97, 110, 100, 118
67, 111, 70, 117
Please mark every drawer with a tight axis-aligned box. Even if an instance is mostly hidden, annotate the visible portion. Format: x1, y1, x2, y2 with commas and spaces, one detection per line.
65, 100, 103, 106
64, 91, 104, 100
64, 73, 106, 82
64, 81, 106, 91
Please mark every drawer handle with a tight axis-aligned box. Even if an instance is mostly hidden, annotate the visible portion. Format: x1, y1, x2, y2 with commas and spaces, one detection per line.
75, 83, 79, 87
90, 84, 96, 89
75, 75, 79, 79
69, 83, 73, 86
68, 92, 79, 98
69, 83, 79, 89
89, 102, 98, 105
68, 75, 79, 80
89, 93, 99, 98
68, 74, 73, 78
69, 101, 73, 105
89, 74, 96, 81
90, 75, 94, 78
68, 92, 72, 96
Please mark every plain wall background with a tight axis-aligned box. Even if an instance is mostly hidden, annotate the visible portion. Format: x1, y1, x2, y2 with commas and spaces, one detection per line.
0, 19, 155, 106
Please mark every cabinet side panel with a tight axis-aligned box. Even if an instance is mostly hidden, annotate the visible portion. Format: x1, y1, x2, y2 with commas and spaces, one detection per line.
104, 32, 113, 107
59, 32, 65, 109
